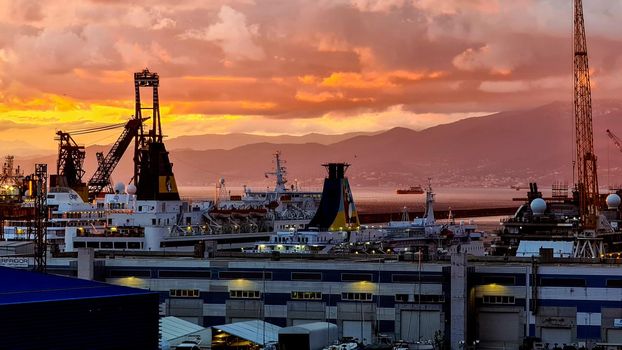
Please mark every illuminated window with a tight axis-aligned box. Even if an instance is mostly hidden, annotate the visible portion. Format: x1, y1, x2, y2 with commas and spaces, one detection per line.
291, 291, 322, 300
229, 290, 261, 299
169, 289, 200, 298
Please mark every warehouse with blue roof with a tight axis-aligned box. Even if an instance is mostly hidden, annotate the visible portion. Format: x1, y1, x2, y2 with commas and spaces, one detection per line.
0, 266, 159, 349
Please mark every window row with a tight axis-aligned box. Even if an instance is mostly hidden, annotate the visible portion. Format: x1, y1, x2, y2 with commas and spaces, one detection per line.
106, 269, 449, 283
395, 294, 445, 303
291, 291, 322, 300
482, 295, 515, 305
230, 290, 261, 299
341, 292, 372, 301
170, 289, 200, 298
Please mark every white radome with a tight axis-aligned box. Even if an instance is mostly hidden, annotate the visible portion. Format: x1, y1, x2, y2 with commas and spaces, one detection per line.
530, 198, 547, 215
126, 184, 137, 195
606, 193, 621, 209
114, 182, 125, 194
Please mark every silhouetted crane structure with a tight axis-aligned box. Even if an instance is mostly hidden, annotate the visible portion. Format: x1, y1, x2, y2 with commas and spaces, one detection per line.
606, 129, 622, 154
87, 117, 147, 201
133, 69, 179, 201
53, 118, 147, 201
573, 0, 603, 257
53, 131, 87, 201
50, 69, 176, 203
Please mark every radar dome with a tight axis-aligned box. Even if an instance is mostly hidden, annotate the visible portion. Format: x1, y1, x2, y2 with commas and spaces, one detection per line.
219, 177, 226, 185
126, 184, 137, 195
114, 182, 125, 194
607, 193, 621, 209
530, 198, 546, 215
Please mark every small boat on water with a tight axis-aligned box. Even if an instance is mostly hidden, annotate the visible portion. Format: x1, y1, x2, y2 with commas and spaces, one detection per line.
396, 186, 424, 194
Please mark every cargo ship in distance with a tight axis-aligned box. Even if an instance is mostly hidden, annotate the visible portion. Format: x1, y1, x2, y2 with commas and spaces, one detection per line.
395, 185, 424, 194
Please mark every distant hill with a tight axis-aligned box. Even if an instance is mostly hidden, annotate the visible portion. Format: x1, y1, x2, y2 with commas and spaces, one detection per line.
14, 100, 622, 188
164, 131, 380, 151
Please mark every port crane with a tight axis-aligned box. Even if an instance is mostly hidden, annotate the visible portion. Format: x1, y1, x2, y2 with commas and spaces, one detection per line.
54, 117, 148, 202
53, 68, 176, 202
133, 69, 180, 201
53, 131, 87, 201
606, 129, 622, 154
86, 117, 147, 201
573, 0, 603, 257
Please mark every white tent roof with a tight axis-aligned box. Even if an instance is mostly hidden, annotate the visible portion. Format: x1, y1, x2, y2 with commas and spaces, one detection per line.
160, 316, 205, 341
279, 322, 337, 335
212, 320, 281, 345
516, 241, 574, 257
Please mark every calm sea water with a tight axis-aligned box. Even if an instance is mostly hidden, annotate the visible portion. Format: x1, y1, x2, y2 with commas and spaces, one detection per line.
178, 185, 526, 212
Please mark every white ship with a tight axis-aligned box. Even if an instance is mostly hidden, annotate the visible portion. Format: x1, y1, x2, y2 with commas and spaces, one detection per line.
209, 151, 322, 233
386, 182, 479, 238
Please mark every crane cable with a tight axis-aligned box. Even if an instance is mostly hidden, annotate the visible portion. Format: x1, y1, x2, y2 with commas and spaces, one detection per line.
65, 121, 129, 135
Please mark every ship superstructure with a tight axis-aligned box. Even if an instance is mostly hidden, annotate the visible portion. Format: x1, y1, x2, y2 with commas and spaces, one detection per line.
383, 181, 481, 257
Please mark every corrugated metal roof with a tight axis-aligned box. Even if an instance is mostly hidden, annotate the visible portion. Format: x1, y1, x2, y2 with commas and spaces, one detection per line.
212, 320, 280, 345
160, 316, 205, 341
516, 241, 574, 257
0, 266, 154, 305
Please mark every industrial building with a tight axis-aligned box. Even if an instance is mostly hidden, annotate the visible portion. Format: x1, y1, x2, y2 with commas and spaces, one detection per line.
0, 266, 159, 350
33, 252, 622, 350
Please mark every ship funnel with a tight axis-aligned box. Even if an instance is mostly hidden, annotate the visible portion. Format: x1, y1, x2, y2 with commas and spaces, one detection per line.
307, 163, 360, 231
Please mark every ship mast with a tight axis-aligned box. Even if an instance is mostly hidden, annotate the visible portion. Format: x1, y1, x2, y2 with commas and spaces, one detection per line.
265, 151, 287, 193
423, 178, 435, 225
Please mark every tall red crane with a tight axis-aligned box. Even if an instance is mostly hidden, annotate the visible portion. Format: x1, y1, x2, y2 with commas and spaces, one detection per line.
573, 0, 599, 231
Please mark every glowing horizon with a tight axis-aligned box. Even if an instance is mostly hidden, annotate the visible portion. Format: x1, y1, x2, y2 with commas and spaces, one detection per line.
0, 0, 621, 155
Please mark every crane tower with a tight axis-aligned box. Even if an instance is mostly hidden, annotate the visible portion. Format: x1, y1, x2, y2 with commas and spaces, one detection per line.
572, 0, 606, 258
573, 0, 598, 230
133, 69, 180, 201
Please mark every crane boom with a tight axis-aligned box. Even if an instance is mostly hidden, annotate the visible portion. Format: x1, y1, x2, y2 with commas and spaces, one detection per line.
87, 117, 147, 200
574, 0, 599, 230
606, 129, 622, 153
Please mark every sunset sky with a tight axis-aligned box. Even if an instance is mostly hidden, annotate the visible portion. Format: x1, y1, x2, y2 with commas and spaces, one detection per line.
0, 0, 621, 154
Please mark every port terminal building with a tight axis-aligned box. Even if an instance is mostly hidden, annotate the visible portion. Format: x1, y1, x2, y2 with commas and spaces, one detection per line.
31, 251, 622, 350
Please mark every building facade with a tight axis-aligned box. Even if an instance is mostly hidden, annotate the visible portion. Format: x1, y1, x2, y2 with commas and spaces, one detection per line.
44, 255, 622, 350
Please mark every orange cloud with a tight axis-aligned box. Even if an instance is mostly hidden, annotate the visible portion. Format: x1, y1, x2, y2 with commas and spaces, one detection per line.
321, 72, 393, 89
318, 70, 446, 89
295, 91, 344, 103
0, 0, 617, 158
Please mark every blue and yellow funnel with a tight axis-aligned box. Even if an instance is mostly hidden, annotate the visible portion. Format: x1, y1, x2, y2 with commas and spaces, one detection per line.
307, 163, 360, 231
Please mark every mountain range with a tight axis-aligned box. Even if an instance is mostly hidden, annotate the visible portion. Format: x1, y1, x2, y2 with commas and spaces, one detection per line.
165, 131, 379, 151
13, 100, 622, 189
